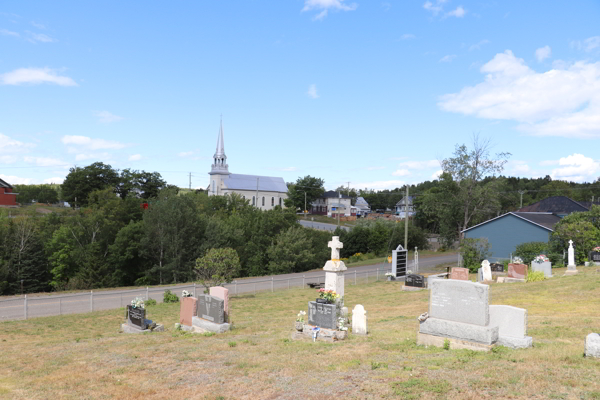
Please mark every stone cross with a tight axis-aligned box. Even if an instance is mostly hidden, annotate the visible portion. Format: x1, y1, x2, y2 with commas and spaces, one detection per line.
328, 236, 343, 260
567, 240, 576, 268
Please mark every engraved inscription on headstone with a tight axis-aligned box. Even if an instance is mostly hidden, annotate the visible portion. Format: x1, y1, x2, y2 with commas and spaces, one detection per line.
589, 251, 600, 262
429, 279, 490, 326
127, 305, 146, 329
308, 301, 337, 330
405, 274, 425, 288
490, 263, 504, 272
197, 295, 225, 324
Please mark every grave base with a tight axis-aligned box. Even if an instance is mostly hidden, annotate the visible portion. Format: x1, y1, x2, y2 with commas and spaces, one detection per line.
402, 285, 426, 291
419, 317, 498, 345
121, 323, 164, 334
565, 269, 579, 275
498, 277, 526, 283
191, 316, 230, 333
417, 332, 494, 352
291, 324, 347, 342
497, 335, 533, 349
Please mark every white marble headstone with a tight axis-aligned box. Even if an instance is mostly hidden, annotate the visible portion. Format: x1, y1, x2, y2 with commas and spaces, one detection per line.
481, 260, 492, 281
352, 304, 367, 335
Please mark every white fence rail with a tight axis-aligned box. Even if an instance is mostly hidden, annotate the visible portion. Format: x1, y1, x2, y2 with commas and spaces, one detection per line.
0, 265, 391, 322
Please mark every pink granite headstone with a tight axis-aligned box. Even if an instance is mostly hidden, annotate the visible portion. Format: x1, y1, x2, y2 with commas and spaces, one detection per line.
508, 264, 527, 279
450, 267, 469, 281
209, 287, 229, 321
179, 297, 197, 326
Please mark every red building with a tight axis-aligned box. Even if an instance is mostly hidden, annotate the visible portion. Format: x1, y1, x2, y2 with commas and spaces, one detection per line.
0, 178, 18, 206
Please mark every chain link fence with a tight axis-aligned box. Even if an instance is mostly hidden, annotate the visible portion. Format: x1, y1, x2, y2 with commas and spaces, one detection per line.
0, 264, 393, 322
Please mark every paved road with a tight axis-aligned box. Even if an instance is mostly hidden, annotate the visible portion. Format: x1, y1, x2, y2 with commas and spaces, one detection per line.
298, 219, 351, 232
0, 253, 457, 321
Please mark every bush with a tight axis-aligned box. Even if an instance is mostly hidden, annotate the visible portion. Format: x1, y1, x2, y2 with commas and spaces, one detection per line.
145, 298, 157, 306
514, 242, 552, 264
460, 238, 491, 272
163, 289, 179, 303
526, 271, 546, 282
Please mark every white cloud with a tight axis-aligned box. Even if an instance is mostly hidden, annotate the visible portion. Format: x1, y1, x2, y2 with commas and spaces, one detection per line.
469, 39, 489, 51
399, 160, 440, 169
0, 155, 18, 164
507, 160, 532, 175
0, 28, 19, 37
551, 154, 600, 182
423, 1, 444, 15
95, 111, 124, 123
431, 170, 443, 179
61, 135, 126, 150
535, 45, 551, 62
24, 156, 67, 167
367, 166, 385, 170
352, 180, 406, 190
26, 31, 55, 43
446, 6, 466, 18
178, 151, 194, 157
439, 50, 600, 138
0, 133, 35, 153
0, 67, 77, 86
392, 169, 410, 176
400, 34, 416, 40
0, 174, 34, 185
128, 154, 142, 161
31, 21, 46, 29
439, 54, 456, 63
43, 177, 65, 184
302, 0, 357, 20
381, 2, 391, 11
570, 36, 600, 53
307, 84, 319, 99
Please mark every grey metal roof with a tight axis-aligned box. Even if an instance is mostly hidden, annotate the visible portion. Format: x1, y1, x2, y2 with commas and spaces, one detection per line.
322, 190, 351, 199
223, 174, 288, 193
518, 196, 588, 214
461, 212, 560, 233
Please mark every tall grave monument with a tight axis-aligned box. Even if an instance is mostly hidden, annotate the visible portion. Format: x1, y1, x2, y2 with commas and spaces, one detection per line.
323, 236, 346, 305
565, 240, 579, 275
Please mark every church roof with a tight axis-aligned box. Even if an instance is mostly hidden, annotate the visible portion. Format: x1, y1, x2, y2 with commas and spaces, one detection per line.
223, 174, 288, 193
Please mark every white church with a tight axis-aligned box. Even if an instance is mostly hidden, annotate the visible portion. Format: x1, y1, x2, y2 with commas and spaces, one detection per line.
207, 120, 288, 210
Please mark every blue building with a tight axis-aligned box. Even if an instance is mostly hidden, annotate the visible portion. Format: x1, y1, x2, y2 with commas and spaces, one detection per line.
462, 212, 560, 261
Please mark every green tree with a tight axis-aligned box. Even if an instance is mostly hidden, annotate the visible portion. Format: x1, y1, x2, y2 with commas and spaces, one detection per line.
61, 162, 119, 207
115, 169, 167, 200
266, 226, 314, 274
194, 247, 241, 293
284, 175, 325, 212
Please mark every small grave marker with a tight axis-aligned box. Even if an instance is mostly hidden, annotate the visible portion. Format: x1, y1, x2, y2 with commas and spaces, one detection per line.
127, 305, 146, 330
405, 274, 426, 288
197, 295, 225, 324
450, 267, 469, 281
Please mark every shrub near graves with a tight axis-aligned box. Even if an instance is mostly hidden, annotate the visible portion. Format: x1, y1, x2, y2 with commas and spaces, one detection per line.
459, 238, 491, 272
163, 290, 179, 303
515, 241, 555, 264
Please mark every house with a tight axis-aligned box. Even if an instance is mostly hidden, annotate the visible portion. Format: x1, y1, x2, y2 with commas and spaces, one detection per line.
0, 178, 18, 207
517, 196, 591, 217
395, 196, 416, 218
311, 191, 353, 217
207, 119, 288, 210
355, 196, 371, 216
462, 212, 561, 260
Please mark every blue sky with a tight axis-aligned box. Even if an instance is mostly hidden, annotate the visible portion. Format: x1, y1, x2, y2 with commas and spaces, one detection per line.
1, 1, 600, 190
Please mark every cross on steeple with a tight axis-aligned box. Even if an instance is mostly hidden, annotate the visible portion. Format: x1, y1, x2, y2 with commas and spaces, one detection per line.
328, 236, 343, 261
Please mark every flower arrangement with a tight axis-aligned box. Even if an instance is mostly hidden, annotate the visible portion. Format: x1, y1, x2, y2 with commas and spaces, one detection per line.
182, 290, 192, 298
533, 254, 550, 263
338, 317, 348, 331
296, 310, 306, 322
384, 272, 394, 277
318, 288, 340, 303
131, 297, 145, 309
512, 257, 523, 264
593, 247, 600, 252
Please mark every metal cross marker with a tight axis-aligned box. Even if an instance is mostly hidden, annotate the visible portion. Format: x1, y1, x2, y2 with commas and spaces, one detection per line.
328, 236, 343, 260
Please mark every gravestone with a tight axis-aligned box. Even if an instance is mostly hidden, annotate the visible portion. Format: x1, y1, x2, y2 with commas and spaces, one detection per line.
588, 251, 600, 263
323, 236, 347, 304
308, 301, 337, 330
490, 263, 504, 272
391, 244, 408, 279
566, 240, 579, 275
127, 305, 146, 330
209, 287, 229, 321
585, 333, 600, 358
179, 297, 197, 326
489, 305, 532, 348
450, 267, 469, 281
531, 261, 552, 278
507, 264, 527, 280
481, 260, 492, 281
352, 305, 367, 335
197, 294, 225, 324
406, 274, 426, 288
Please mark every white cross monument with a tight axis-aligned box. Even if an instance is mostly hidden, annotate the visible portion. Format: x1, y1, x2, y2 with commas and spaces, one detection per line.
566, 240, 578, 275
323, 236, 347, 305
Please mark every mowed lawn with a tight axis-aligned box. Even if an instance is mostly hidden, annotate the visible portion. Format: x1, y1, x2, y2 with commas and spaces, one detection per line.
1, 268, 599, 399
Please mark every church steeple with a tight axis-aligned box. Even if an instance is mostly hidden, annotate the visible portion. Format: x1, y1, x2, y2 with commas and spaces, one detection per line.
210, 117, 229, 175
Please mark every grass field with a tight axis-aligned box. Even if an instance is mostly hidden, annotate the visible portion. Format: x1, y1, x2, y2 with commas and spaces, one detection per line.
1, 267, 599, 399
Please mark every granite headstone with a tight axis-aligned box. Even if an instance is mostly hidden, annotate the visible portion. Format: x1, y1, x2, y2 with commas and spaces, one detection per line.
507, 263, 527, 279
490, 263, 504, 272
405, 274, 426, 288
450, 267, 469, 281
197, 294, 225, 324
127, 305, 146, 330
308, 301, 337, 330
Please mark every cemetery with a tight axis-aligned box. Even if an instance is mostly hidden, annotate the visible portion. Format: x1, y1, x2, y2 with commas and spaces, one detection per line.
0, 236, 598, 398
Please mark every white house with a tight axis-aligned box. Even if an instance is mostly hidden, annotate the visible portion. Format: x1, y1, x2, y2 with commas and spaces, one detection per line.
395, 196, 416, 218
311, 191, 353, 217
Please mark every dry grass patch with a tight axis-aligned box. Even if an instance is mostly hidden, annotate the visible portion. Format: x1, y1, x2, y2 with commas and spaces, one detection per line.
1, 268, 599, 399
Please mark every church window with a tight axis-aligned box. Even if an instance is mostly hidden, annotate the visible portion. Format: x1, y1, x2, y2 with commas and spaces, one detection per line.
252, 196, 255, 205
271, 197, 274, 206
262, 197, 265, 206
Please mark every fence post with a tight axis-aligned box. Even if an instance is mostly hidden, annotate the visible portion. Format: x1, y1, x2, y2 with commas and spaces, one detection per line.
303, 275, 305, 289
24, 295, 27, 320
90, 291, 93, 312
146, 287, 149, 300
271, 277, 274, 293
354, 270, 357, 285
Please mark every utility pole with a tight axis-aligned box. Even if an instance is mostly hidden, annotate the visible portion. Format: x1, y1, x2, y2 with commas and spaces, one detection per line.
518, 190, 526, 208
189, 172, 192, 190
304, 191, 307, 219
337, 190, 341, 228
404, 185, 409, 250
